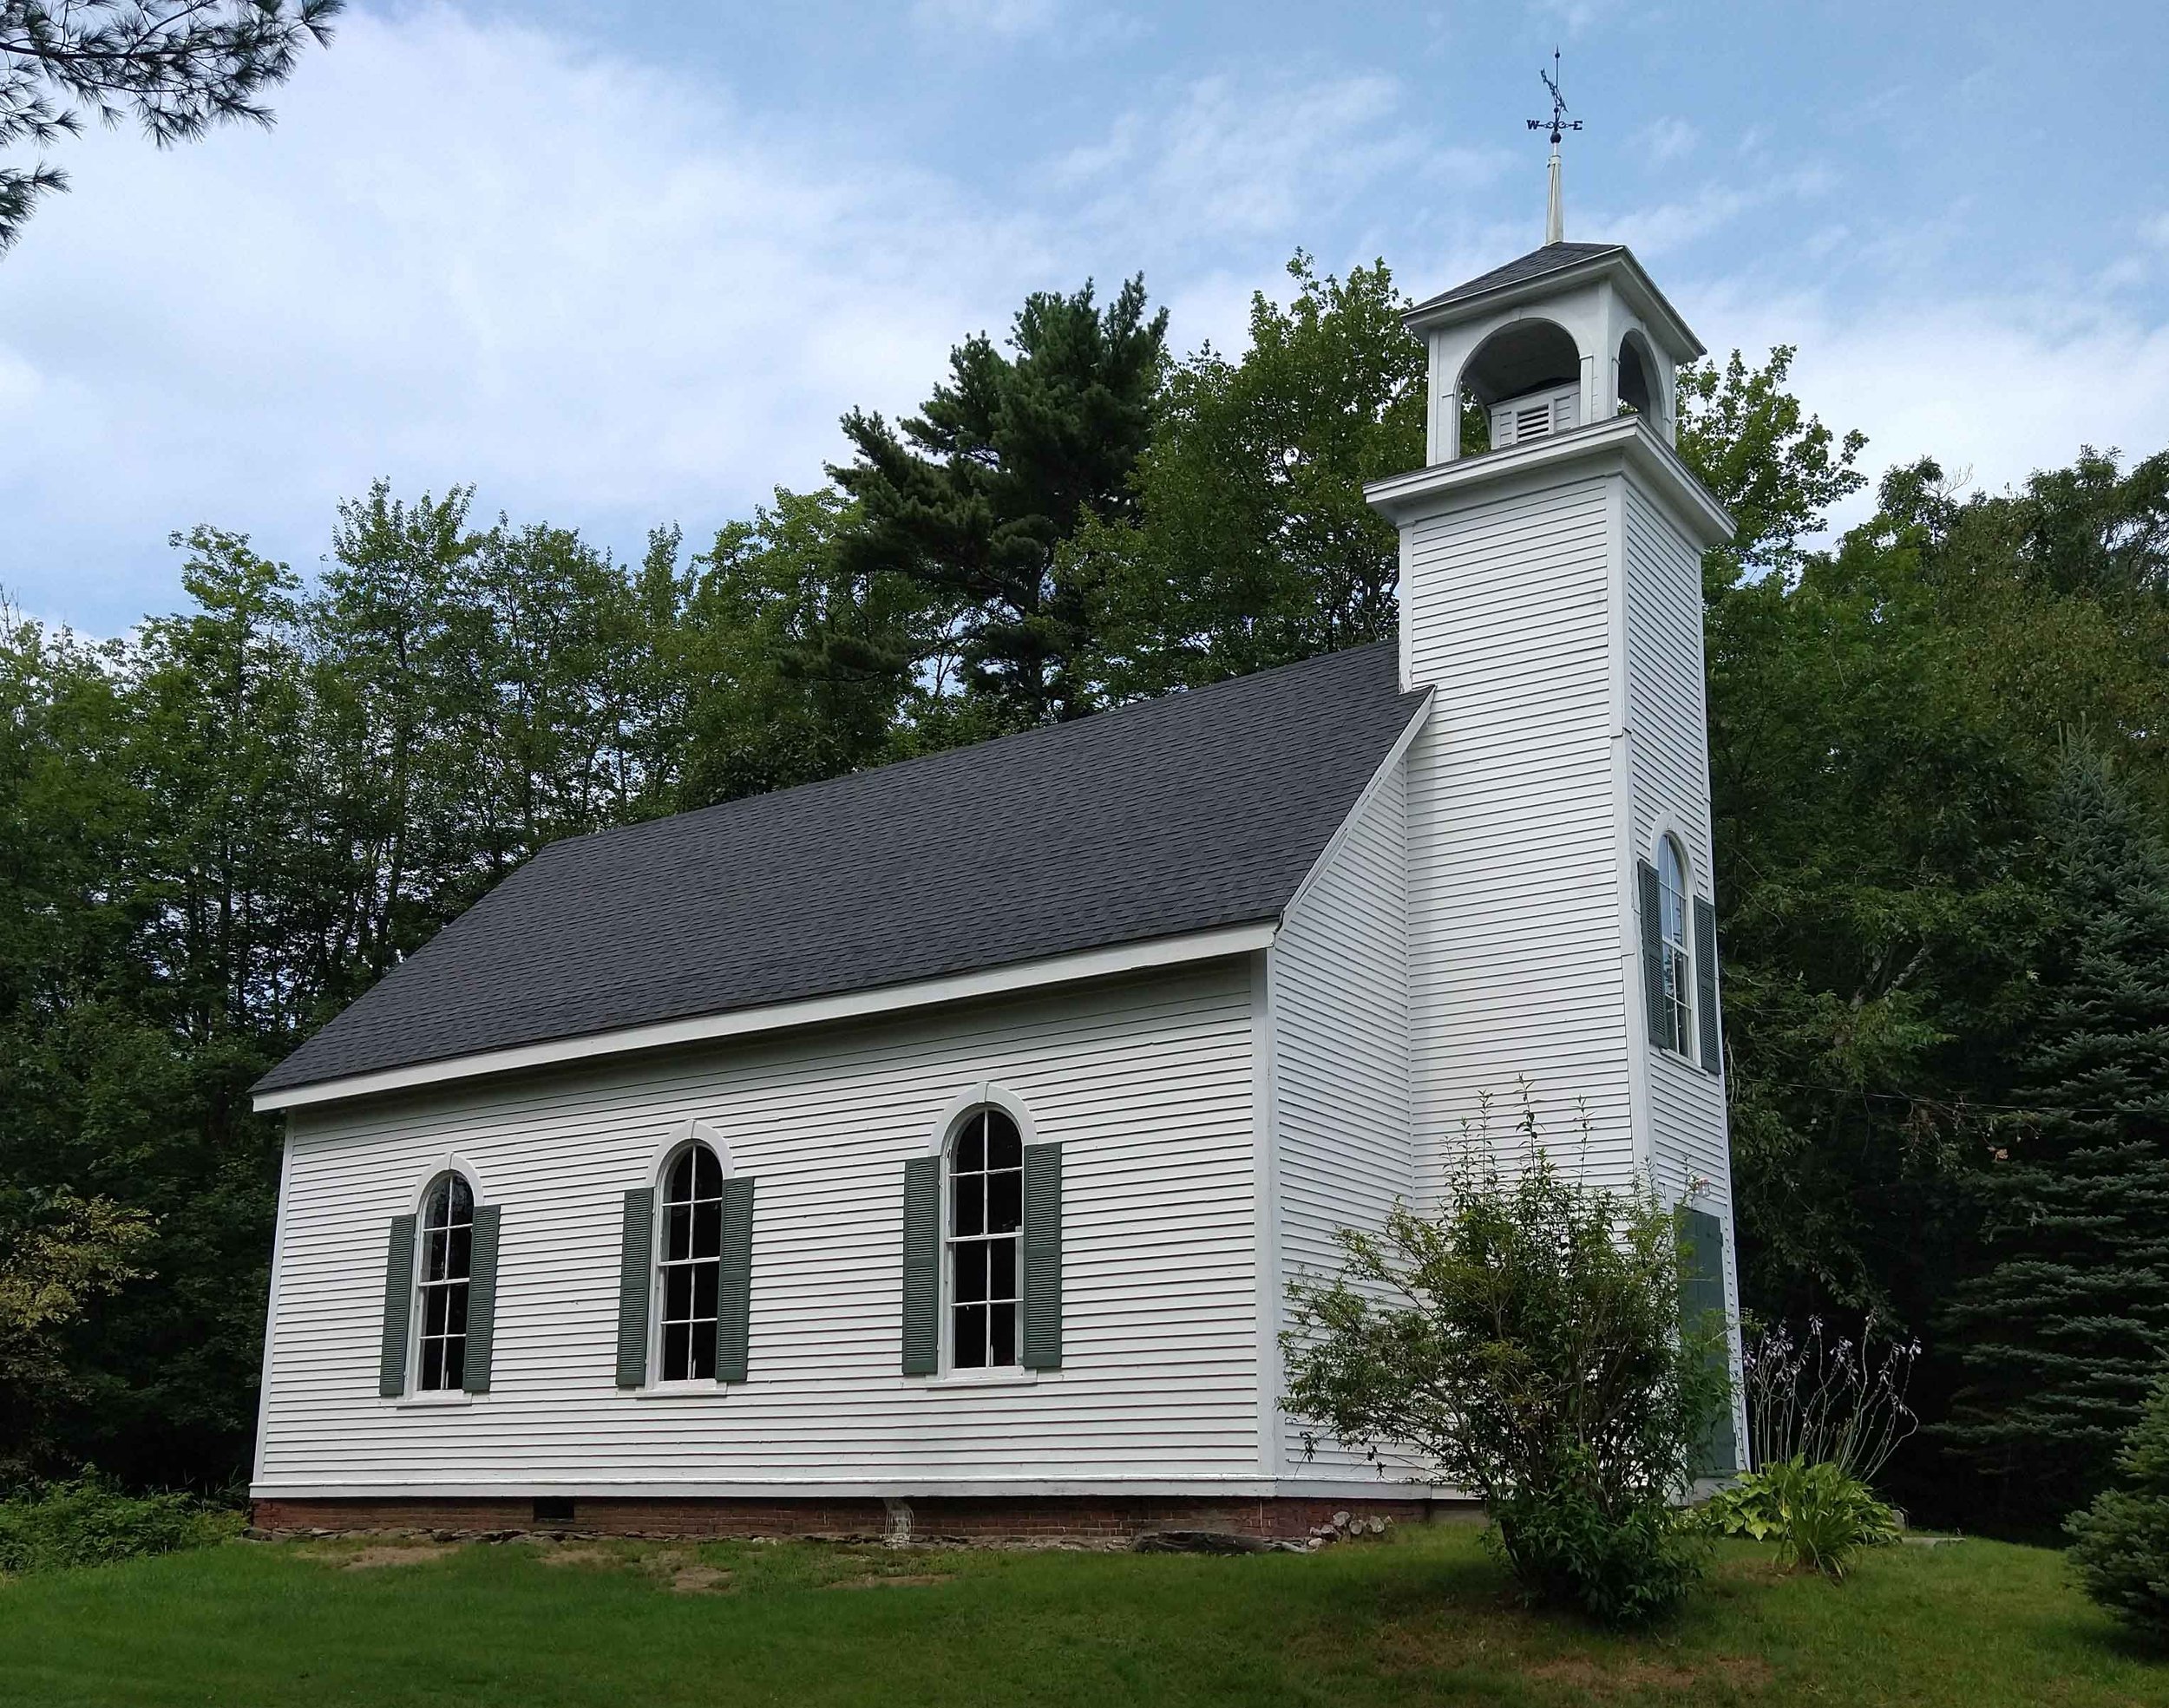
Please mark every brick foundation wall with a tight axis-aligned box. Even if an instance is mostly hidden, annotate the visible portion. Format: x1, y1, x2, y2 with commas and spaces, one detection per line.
249, 1492, 1471, 1546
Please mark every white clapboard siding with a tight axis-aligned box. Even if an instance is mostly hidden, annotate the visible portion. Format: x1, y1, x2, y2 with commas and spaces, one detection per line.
255, 962, 1263, 1495
1269, 751, 1414, 1478
1402, 474, 1639, 1204
1623, 482, 1733, 1207
1623, 474, 1747, 1453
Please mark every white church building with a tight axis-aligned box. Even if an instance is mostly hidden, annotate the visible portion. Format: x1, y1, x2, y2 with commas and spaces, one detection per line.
248, 233, 1742, 1542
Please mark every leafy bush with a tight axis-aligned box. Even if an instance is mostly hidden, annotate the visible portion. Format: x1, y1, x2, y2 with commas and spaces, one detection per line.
0, 1475, 239, 1574
1693, 1456, 1900, 1577
1281, 1110, 1731, 1626
2066, 1372, 2169, 1641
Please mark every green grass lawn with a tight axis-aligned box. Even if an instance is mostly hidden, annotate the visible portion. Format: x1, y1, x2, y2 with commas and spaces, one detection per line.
0, 1522, 2160, 1707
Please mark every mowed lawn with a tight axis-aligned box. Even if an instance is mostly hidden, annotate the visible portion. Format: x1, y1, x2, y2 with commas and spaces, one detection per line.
0, 1521, 2161, 1707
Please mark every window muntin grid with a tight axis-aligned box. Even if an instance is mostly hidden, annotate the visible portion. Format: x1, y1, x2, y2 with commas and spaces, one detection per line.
947, 1109, 1023, 1370
416, 1173, 474, 1392
1658, 836, 1694, 1056
659, 1144, 724, 1382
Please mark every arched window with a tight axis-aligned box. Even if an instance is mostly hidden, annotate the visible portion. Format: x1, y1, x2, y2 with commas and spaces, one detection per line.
1657, 836, 1694, 1053
947, 1107, 1023, 1370
658, 1142, 724, 1383
416, 1172, 474, 1391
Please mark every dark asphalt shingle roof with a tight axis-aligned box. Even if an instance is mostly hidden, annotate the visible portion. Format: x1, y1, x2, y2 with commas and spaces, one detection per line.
1409, 241, 1623, 317
259, 641, 1427, 1095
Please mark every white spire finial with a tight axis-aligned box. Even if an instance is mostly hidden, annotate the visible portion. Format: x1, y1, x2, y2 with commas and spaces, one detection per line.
1527, 49, 1582, 247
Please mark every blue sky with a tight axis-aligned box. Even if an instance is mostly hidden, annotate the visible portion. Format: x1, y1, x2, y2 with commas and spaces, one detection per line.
4, 0, 2166, 634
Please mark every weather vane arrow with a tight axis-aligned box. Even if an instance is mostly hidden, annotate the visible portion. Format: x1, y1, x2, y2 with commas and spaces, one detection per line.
1527, 49, 1583, 245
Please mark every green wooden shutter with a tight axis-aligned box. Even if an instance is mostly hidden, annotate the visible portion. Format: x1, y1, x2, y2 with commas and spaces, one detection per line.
378, 1214, 416, 1397
1636, 859, 1669, 1050
901, 1155, 940, 1376
462, 1203, 501, 1395
615, 1188, 654, 1390
716, 1176, 755, 1384
1679, 1207, 1739, 1475
1694, 896, 1722, 1076
1021, 1142, 1064, 1371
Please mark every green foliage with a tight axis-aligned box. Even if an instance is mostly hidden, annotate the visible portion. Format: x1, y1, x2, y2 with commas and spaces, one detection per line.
0, 1193, 154, 1479
832, 276, 1168, 731
1693, 1459, 1901, 1578
1077, 253, 1423, 697
1942, 747, 2169, 1526
0, 1472, 237, 1574
2067, 1370, 2169, 1640
0, 1, 343, 252
1281, 1110, 1728, 1625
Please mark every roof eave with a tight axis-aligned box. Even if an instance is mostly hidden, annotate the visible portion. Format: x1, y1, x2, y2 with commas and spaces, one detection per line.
1403, 245, 1706, 363
252, 919, 1282, 1115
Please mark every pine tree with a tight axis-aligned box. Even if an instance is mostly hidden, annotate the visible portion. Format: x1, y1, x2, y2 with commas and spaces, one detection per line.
830, 277, 1167, 733
1943, 746, 2169, 1527
2067, 1369, 2169, 1640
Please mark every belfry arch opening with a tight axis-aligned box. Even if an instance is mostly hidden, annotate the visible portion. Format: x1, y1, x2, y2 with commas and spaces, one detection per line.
1456, 317, 1582, 409
1618, 328, 1663, 422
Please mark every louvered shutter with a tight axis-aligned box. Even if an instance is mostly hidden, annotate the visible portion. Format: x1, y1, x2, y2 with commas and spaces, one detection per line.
901, 1155, 940, 1375
1694, 897, 1722, 1076
377, 1214, 416, 1397
1679, 1207, 1739, 1476
1636, 859, 1668, 1050
462, 1203, 501, 1394
1021, 1143, 1063, 1371
716, 1176, 755, 1384
614, 1188, 654, 1389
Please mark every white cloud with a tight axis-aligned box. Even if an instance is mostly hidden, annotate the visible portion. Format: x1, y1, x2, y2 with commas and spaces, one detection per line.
1639, 116, 1698, 165
1692, 281, 2169, 526
0, 8, 1066, 622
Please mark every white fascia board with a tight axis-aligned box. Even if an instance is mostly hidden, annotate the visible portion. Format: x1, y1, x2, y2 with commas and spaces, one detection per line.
249, 1475, 1464, 1502
1366, 416, 1734, 547
253, 920, 1278, 1115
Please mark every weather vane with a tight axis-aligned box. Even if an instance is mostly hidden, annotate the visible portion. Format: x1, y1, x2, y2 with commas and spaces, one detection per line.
1526, 49, 1582, 246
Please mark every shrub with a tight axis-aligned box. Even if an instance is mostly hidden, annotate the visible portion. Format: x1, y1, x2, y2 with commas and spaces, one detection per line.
0, 1474, 239, 1574
1281, 1111, 1730, 1626
2066, 1371, 2169, 1641
1693, 1456, 1900, 1578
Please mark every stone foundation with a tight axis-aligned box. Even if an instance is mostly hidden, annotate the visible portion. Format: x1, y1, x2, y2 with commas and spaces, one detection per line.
249, 1492, 1471, 1547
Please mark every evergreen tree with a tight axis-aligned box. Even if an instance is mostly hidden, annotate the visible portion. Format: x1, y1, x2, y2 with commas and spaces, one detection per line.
831, 276, 1167, 732
2067, 1367, 2169, 1640
1942, 747, 2169, 1526
1, 0, 342, 252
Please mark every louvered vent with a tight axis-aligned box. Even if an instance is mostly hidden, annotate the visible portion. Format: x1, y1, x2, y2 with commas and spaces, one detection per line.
1489, 383, 1582, 449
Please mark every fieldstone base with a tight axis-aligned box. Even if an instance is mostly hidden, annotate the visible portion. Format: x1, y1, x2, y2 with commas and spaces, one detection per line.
249, 1493, 1471, 1548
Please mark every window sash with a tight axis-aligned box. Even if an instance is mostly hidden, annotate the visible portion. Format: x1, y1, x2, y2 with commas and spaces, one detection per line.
655, 1149, 724, 1384
947, 1110, 1023, 1371
413, 1179, 473, 1393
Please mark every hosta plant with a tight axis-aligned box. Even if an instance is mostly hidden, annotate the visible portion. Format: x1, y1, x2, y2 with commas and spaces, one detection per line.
1693, 1456, 1900, 1579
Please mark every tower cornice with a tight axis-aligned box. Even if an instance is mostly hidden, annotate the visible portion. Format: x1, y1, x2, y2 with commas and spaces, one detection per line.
1364, 415, 1733, 547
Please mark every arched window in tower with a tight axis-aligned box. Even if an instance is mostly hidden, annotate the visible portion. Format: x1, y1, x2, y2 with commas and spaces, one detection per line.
947, 1107, 1024, 1370
658, 1141, 724, 1382
416, 1172, 474, 1391
1658, 836, 1694, 1054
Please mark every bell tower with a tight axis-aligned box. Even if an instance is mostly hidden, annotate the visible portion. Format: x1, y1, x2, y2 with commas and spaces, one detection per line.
1366, 232, 1746, 1465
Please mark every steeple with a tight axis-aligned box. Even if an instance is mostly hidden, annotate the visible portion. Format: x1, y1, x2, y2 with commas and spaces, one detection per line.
1528, 49, 1581, 247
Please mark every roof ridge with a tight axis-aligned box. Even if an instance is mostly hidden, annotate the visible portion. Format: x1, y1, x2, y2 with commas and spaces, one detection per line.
554, 638, 1399, 857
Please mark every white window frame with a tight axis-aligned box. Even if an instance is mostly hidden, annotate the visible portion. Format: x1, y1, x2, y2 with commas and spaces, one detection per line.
410, 1168, 475, 1397
651, 1136, 728, 1388
941, 1105, 1025, 1375
1656, 834, 1694, 1057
